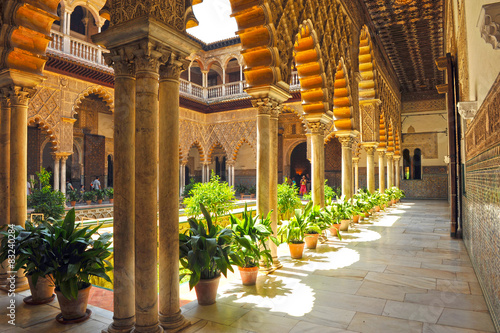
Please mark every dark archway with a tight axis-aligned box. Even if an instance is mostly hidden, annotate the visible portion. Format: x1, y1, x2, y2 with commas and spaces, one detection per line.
403, 149, 411, 180
107, 155, 113, 187
413, 148, 422, 180
290, 142, 310, 186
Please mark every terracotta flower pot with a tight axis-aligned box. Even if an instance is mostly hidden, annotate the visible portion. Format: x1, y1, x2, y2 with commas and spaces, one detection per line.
109, 198, 114, 204
55, 283, 91, 321
98, 199, 103, 204
382, 204, 386, 210
288, 242, 305, 259
375, 206, 380, 212
330, 224, 341, 237
364, 212, 369, 218
25, 275, 55, 305
194, 275, 221, 305
85, 200, 91, 205
304, 233, 320, 249
70, 201, 76, 207
352, 215, 360, 223
340, 219, 350, 231
238, 266, 259, 286
391, 199, 397, 205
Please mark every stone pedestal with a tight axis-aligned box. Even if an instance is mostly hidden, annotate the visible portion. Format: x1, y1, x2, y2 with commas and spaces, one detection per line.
337, 132, 357, 199
377, 149, 386, 193
387, 153, 394, 189
134, 51, 162, 333
158, 62, 190, 332
362, 143, 377, 193
104, 57, 136, 333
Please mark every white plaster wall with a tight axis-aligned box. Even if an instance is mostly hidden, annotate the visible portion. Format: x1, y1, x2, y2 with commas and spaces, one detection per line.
463, 1, 500, 105
98, 113, 113, 138
235, 142, 255, 169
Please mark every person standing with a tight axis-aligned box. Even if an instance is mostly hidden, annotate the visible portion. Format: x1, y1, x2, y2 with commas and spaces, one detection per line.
27, 180, 31, 196
299, 175, 307, 196
66, 180, 74, 192
92, 176, 101, 191
305, 173, 311, 193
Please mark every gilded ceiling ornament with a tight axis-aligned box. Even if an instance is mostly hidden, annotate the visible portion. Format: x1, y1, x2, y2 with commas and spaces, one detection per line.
394, 0, 414, 5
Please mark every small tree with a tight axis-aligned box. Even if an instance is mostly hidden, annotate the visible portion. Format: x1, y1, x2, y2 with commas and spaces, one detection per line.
28, 167, 66, 220
277, 178, 302, 221
183, 171, 235, 223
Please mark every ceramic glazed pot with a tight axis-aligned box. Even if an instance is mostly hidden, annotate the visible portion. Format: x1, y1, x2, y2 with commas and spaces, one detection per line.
304, 233, 320, 249
340, 219, 350, 231
238, 266, 259, 286
194, 275, 221, 305
288, 242, 305, 259
55, 283, 91, 321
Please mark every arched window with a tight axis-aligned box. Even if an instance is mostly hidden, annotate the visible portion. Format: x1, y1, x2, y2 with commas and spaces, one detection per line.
413, 149, 422, 180
403, 149, 411, 180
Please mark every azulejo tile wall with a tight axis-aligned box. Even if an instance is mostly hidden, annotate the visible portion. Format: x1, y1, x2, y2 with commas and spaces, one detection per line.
463, 144, 500, 331
400, 166, 448, 199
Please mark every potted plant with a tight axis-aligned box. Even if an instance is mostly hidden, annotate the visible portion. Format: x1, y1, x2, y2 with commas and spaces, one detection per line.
277, 179, 302, 221
41, 209, 112, 322
229, 205, 277, 285
304, 225, 321, 249
0, 222, 55, 305
83, 191, 95, 205
331, 196, 353, 231
106, 188, 114, 204
247, 185, 256, 198
278, 202, 313, 259
68, 190, 80, 207
179, 203, 236, 305
95, 189, 105, 204
305, 203, 332, 246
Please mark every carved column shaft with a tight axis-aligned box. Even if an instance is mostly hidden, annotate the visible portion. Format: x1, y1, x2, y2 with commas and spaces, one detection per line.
134, 52, 162, 333
338, 135, 355, 199
105, 58, 136, 333
255, 101, 271, 218
60, 156, 68, 197
269, 108, 280, 268
387, 154, 394, 189
0, 96, 11, 227
158, 61, 189, 331
363, 144, 377, 194
52, 155, 61, 192
310, 123, 325, 207
377, 149, 386, 193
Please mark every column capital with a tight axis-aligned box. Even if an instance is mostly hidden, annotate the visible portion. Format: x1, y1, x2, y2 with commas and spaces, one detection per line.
386, 153, 394, 160
226, 160, 236, 166
159, 55, 188, 81
308, 121, 327, 135
270, 103, 283, 119
251, 98, 279, 115
51, 153, 62, 161
180, 160, 188, 166
9, 86, 36, 105
352, 157, 360, 164
133, 42, 162, 73
336, 131, 358, 148
393, 155, 401, 161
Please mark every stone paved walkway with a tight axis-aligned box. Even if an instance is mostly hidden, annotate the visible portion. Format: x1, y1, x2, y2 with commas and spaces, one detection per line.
0, 200, 496, 332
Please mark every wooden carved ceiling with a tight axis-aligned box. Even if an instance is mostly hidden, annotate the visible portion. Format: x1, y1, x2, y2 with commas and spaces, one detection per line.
363, 0, 445, 94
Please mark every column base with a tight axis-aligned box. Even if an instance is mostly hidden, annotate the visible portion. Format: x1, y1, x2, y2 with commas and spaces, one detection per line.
102, 317, 135, 333
0, 274, 29, 293
159, 311, 191, 332
131, 324, 163, 333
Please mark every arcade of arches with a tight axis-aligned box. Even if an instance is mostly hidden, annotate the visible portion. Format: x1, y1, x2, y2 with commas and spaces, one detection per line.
0, 0, 500, 332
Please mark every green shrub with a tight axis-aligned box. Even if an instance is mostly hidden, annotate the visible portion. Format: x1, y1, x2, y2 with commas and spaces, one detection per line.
183, 171, 235, 222
28, 167, 65, 220
182, 178, 197, 198
277, 178, 302, 220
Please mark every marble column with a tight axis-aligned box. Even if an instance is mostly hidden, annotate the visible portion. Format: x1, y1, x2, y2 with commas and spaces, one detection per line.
60, 156, 68, 198
254, 101, 271, 218
269, 107, 281, 268
134, 51, 162, 333
180, 162, 186, 196
353, 157, 359, 194
0, 95, 11, 227
387, 153, 394, 189
9, 87, 34, 291
226, 161, 235, 187
158, 61, 190, 331
362, 143, 377, 193
104, 58, 136, 333
394, 156, 401, 188
337, 134, 356, 199
310, 123, 325, 207
52, 154, 61, 192
377, 149, 386, 193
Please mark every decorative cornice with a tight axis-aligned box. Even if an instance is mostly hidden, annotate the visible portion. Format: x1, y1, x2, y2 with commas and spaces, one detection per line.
479, 3, 500, 50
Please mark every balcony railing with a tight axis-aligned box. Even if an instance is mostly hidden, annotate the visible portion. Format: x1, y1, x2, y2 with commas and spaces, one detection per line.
46, 32, 301, 103
47, 30, 110, 71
